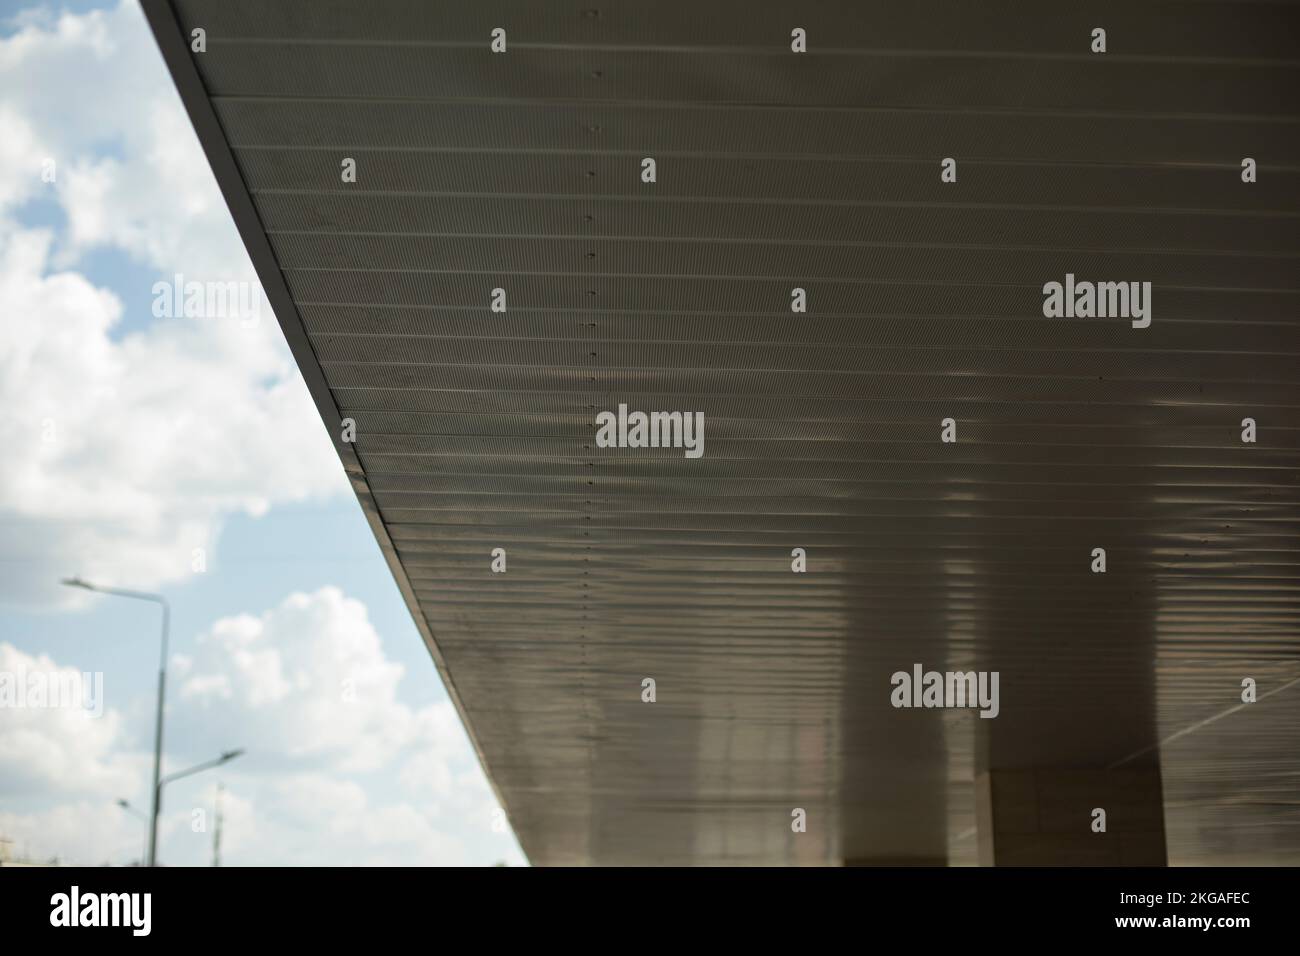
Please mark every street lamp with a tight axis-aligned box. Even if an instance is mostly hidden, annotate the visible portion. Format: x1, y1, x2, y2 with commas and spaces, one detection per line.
116, 798, 148, 866
154, 750, 244, 865
63, 576, 168, 867
158, 749, 245, 791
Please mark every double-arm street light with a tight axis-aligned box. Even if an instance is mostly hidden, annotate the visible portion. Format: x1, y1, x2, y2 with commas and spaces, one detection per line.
63, 577, 168, 866
63, 577, 244, 866
118, 750, 243, 865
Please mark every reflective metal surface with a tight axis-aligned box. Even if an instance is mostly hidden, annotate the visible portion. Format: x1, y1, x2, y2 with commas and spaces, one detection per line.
150, 0, 1300, 864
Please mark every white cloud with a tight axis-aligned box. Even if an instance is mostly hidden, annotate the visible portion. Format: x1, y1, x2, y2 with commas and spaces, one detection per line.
0, 642, 144, 799
0, 799, 141, 866
0, 591, 525, 866
145, 772, 497, 867
0, 224, 345, 605
0, 2, 524, 867
171, 588, 500, 821
1, 1, 250, 277
0, 640, 147, 864
0, 104, 46, 211
0, 1, 347, 607
174, 587, 426, 773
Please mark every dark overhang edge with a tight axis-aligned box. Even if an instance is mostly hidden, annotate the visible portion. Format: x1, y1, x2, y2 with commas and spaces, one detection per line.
138, 0, 523, 855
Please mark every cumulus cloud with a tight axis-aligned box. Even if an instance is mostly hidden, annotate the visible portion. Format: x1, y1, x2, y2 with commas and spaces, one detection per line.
0, 590, 523, 866
0, 223, 345, 605
0, 799, 141, 866
0, 645, 152, 859
165, 589, 514, 865
173, 588, 458, 776
221, 774, 490, 867
0, 1, 523, 867
0, 1, 347, 606
1, 1, 251, 277
0, 642, 144, 799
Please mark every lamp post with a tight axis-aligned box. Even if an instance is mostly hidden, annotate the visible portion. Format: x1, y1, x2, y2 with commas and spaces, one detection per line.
158, 750, 244, 798
63, 577, 168, 866
116, 798, 148, 866
156, 750, 244, 865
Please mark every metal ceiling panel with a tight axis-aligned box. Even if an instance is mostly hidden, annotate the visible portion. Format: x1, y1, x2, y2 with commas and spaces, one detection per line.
146, 0, 1300, 865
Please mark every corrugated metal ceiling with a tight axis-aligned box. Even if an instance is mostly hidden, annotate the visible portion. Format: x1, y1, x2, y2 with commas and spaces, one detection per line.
149, 0, 1300, 864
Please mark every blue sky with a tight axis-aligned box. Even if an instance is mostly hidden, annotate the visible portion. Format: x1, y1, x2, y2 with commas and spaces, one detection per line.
0, 0, 525, 865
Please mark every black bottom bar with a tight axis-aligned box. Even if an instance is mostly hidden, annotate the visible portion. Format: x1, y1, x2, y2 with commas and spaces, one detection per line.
2, 865, 1284, 942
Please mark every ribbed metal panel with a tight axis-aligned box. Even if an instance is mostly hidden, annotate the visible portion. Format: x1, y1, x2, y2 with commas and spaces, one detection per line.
215, 98, 1300, 161
162, 0, 1300, 865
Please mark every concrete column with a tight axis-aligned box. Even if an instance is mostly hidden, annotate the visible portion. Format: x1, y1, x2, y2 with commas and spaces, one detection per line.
976, 767, 1166, 866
